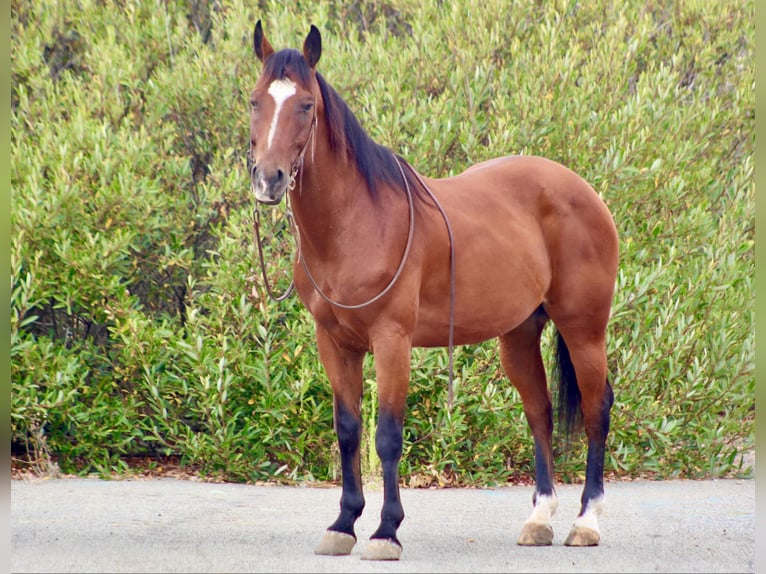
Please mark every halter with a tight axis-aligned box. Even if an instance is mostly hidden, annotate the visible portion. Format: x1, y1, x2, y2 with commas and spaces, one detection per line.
288, 110, 317, 191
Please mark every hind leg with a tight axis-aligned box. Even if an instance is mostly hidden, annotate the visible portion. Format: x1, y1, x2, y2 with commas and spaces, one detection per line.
542, 198, 618, 546
556, 328, 613, 547
499, 308, 558, 546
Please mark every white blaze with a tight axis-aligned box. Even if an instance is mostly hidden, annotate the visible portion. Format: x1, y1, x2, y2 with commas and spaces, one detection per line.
266, 78, 297, 150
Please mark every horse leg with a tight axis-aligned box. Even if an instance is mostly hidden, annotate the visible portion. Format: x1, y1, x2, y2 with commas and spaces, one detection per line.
557, 330, 613, 547
313, 326, 366, 556
360, 330, 411, 561
499, 308, 558, 546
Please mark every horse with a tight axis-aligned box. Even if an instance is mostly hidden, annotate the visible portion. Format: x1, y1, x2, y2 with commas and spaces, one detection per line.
247, 21, 619, 561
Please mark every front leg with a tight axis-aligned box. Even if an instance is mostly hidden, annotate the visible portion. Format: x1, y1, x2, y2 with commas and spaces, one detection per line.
313, 326, 366, 556
361, 330, 412, 561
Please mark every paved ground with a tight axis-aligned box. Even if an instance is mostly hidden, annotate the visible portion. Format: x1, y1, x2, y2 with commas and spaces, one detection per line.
11, 477, 754, 573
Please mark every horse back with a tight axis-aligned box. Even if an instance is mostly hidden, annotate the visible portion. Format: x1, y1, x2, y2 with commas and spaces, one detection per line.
440, 155, 618, 260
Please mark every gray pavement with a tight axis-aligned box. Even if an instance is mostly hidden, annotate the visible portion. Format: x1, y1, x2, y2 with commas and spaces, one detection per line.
11, 477, 754, 573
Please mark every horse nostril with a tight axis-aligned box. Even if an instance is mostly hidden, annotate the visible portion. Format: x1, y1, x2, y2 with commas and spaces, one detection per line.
275, 168, 285, 182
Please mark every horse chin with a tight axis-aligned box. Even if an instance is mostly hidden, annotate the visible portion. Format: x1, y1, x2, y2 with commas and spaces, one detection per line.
254, 193, 284, 206
252, 181, 287, 205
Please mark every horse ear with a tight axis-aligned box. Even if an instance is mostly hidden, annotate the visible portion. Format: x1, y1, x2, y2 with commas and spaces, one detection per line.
303, 24, 321, 69
254, 20, 274, 63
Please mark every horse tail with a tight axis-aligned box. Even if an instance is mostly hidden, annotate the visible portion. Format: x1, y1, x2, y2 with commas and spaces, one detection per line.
555, 329, 582, 440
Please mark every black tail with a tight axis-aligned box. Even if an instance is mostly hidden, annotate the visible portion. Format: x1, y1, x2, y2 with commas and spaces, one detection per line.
555, 330, 582, 440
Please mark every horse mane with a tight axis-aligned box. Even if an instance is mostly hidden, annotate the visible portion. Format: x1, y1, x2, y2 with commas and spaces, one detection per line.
262, 48, 416, 198
316, 71, 415, 197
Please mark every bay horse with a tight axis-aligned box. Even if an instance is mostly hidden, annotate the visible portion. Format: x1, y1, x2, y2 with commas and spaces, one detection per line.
248, 21, 618, 561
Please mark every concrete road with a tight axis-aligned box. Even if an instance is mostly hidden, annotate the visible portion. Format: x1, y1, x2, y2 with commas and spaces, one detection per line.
11, 477, 754, 573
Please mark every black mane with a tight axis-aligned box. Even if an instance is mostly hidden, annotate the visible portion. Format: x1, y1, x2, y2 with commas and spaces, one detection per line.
263, 48, 415, 198
316, 71, 412, 197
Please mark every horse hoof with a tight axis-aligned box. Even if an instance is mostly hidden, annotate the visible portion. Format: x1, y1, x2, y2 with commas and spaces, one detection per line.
361, 538, 402, 560
564, 525, 600, 546
517, 522, 554, 546
314, 530, 356, 555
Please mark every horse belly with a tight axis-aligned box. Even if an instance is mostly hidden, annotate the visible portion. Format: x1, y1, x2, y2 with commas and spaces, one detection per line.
412, 307, 538, 348
412, 235, 549, 347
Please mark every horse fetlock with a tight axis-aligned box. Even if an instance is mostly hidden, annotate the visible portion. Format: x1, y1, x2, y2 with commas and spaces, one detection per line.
340, 492, 365, 518
529, 492, 558, 519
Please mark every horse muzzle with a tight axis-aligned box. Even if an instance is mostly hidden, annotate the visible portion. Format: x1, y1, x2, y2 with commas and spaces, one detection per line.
251, 165, 289, 205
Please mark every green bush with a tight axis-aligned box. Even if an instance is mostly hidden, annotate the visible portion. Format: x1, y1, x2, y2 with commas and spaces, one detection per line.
11, 0, 753, 484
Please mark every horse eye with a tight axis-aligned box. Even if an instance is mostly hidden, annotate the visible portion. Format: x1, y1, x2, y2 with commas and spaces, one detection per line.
301, 102, 314, 113
250, 100, 259, 111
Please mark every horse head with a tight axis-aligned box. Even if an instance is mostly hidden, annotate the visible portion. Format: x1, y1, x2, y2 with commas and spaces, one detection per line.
248, 21, 320, 205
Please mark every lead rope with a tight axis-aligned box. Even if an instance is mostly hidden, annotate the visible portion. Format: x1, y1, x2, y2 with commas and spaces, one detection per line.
252, 205, 296, 301
250, 152, 302, 302
399, 161, 457, 409
252, 154, 457, 408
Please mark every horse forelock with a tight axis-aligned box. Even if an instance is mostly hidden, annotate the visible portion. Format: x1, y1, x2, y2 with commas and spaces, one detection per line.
262, 48, 312, 87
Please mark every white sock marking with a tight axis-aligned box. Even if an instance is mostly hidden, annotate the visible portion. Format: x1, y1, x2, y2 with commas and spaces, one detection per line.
573, 495, 604, 532
524, 492, 559, 525
266, 79, 297, 150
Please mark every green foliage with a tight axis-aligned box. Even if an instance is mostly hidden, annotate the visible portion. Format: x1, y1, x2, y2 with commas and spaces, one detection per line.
12, 0, 753, 484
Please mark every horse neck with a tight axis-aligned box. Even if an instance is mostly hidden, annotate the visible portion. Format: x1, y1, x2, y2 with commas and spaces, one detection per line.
288, 128, 397, 260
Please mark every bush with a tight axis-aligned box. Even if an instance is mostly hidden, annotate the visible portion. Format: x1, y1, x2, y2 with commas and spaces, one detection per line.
11, 0, 753, 484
